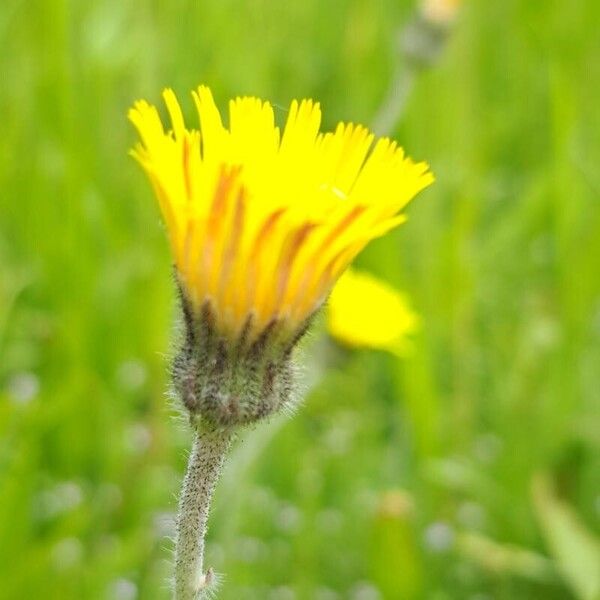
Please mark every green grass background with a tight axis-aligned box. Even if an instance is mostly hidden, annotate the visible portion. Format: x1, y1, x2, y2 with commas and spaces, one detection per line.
1, 1, 599, 598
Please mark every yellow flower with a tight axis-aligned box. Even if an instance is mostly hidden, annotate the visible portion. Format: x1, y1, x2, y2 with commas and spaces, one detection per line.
129, 85, 433, 344
327, 269, 419, 355
420, 0, 461, 24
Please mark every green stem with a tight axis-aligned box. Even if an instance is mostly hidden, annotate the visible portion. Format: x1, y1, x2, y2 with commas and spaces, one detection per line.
174, 427, 233, 600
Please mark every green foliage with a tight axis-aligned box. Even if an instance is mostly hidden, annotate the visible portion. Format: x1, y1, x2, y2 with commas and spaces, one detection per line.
1, 0, 599, 598
533, 475, 600, 600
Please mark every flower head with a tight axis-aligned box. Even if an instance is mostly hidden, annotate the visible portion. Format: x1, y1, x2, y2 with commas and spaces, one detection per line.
129, 86, 432, 344
327, 269, 419, 356
129, 85, 432, 428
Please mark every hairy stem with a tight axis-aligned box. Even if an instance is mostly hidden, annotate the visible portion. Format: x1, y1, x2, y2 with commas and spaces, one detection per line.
175, 427, 233, 600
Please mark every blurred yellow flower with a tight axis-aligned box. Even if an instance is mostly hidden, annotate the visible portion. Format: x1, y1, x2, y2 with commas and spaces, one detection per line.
327, 269, 419, 355
420, 0, 461, 24
129, 86, 432, 344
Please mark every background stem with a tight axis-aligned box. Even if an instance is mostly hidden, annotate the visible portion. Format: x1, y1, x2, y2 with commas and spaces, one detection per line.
175, 427, 233, 600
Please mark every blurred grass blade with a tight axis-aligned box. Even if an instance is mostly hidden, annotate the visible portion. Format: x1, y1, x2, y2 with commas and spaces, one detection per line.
369, 491, 423, 599
456, 531, 555, 582
532, 473, 600, 600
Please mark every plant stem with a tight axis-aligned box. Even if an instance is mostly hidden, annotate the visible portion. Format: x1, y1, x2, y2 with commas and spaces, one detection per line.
175, 427, 233, 600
